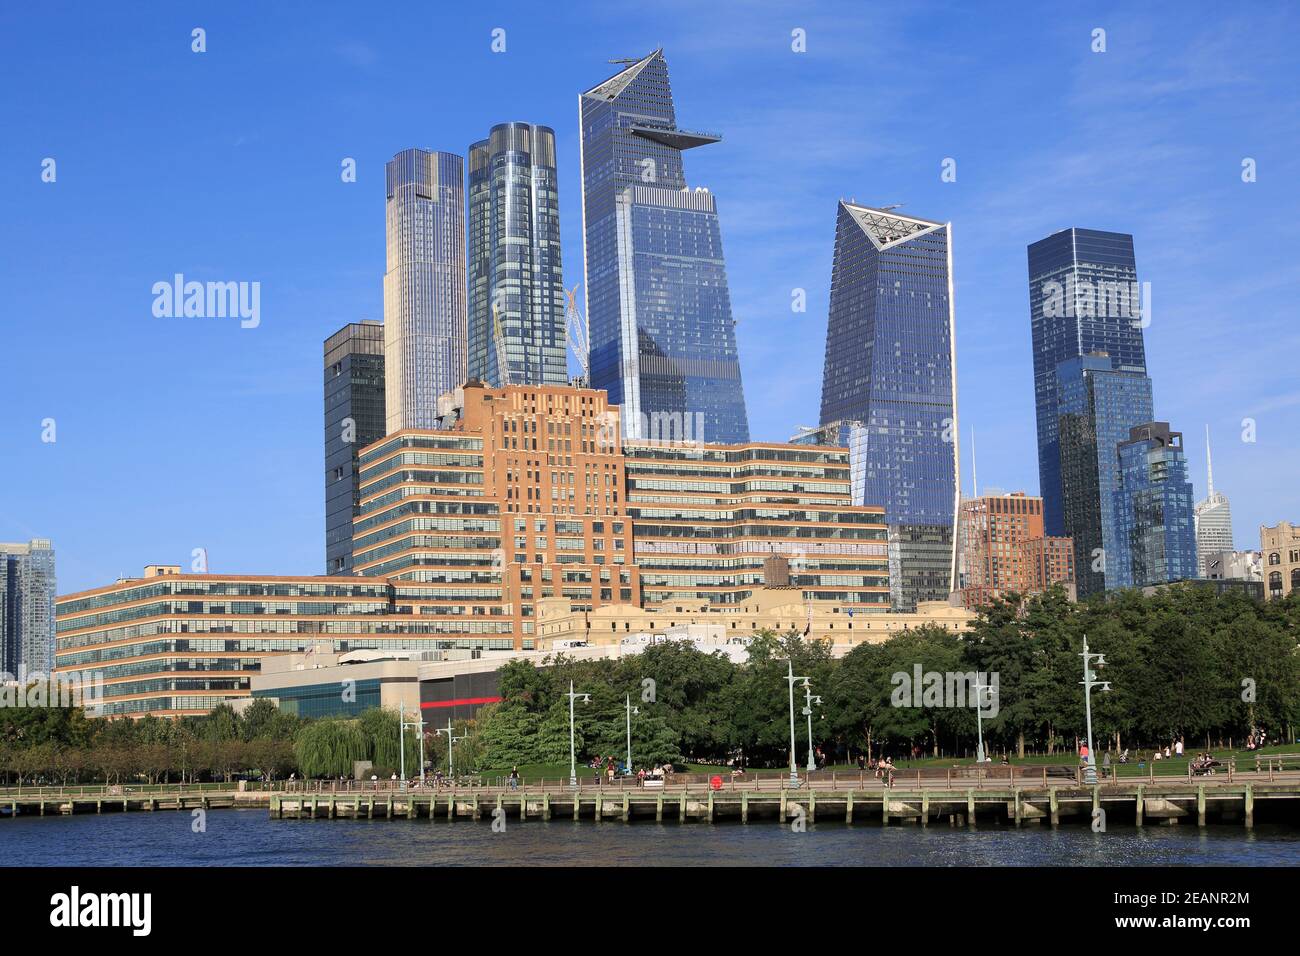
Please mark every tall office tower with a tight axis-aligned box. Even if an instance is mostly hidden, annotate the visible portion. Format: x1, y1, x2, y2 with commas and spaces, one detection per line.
1028, 228, 1148, 535
467, 124, 567, 388
324, 321, 387, 575
1193, 425, 1234, 576
383, 148, 466, 432
1112, 423, 1198, 589
956, 491, 1075, 608
1054, 353, 1154, 596
578, 49, 750, 444
0, 539, 56, 676
816, 202, 960, 611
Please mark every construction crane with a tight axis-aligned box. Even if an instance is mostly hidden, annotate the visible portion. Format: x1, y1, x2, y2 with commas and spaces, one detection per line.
492, 301, 513, 387
564, 285, 590, 386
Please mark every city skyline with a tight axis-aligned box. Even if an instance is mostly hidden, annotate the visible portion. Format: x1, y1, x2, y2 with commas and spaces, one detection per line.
3, 3, 1296, 594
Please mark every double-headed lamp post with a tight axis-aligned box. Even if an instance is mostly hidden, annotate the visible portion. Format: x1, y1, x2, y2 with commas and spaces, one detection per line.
568, 680, 592, 788
434, 719, 467, 780
784, 660, 810, 787
398, 700, 427, 788
625, 693, 639, 774
1079, 636, 1112, 784
801, 680, 823, 772
974, 679, 992, 765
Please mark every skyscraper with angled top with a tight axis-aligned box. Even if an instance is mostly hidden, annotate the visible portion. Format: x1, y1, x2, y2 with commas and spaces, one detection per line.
579, 49, 750, 444
816, 201, 960, 610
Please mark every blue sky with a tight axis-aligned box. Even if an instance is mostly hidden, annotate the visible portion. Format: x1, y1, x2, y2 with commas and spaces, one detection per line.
2, 1, 1297, 594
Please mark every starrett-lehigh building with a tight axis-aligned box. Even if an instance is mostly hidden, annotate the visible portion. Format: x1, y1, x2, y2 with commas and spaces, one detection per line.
56, 383, 899, 718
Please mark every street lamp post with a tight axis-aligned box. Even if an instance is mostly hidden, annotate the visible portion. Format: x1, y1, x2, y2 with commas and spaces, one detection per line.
801, 679, 822, 772
434, 719, 467, 781
625, 693, 639, 775
784, 660, 810, 787
399, 701, 427, 788
974, 679, 991, 765
567, 680, 591, 788
399, 701, 406, 789
1079, 635, 1112, 785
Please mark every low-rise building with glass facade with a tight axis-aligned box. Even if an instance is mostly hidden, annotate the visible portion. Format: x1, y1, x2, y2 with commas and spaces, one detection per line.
1112, 423, 1198, 590
52, 566, 495, 718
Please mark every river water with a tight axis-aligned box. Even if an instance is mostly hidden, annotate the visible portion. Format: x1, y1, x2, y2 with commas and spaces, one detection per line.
2, 810, 1297, 866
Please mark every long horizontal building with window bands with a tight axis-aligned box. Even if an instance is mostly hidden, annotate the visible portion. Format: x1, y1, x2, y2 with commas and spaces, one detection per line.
351, 382, 643, 649
624, 442, 891, 609
56, 383, 894, 718
53, 566, 518, 719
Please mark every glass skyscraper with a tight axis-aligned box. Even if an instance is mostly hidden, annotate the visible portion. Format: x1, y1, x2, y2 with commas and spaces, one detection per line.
468, 123, 567, 388
1113, 423, 1198, 589
579, 49, 750, 444
1054, 353, 1155, 596
383, 148, 466, 432
324, 321, 386, 575
816, 202, 959, 610
1028, 228, 1147, 535
1, 539, 56, 677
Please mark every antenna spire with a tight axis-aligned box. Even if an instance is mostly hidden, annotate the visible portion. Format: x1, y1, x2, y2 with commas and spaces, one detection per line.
1205, 424, 1214, 497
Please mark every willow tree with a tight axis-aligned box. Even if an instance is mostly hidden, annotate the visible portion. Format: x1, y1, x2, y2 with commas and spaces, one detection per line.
294, 720, 368, 778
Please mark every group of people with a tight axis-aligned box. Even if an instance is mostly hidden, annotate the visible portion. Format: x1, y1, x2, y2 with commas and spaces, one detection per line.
1157, 738, 1185, 760
586, 755, 676, 785
850, 753, 904, 786
1190, 752, 1221, 775
1245, 727, 1269, 750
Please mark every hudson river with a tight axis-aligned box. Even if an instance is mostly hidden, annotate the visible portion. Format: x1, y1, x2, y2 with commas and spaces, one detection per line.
3, 811, 1297, 865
